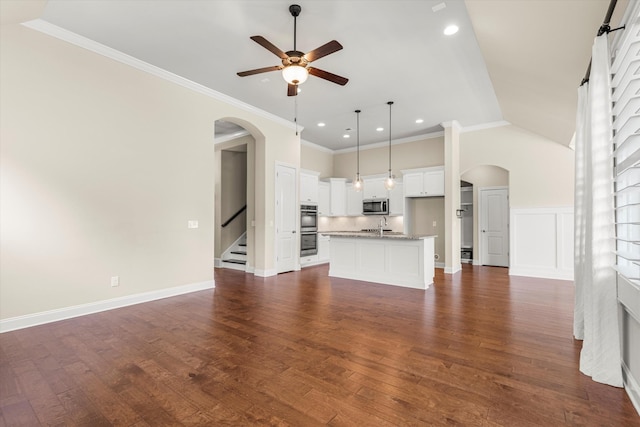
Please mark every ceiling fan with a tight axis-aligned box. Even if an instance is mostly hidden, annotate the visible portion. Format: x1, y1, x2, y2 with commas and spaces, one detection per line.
237, 4, 348, 96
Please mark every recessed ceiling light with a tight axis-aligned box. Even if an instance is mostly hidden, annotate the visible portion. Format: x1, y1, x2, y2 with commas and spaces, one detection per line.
376, 127, 384, 132
343, 134, 350, 138
444, 25, 459, 35
317, 122, 326, 127
416, 119, 424, 124
432, 2, 446, 12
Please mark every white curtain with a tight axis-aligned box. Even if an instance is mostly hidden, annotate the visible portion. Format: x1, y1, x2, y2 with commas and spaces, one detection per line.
573, 34, 623, 387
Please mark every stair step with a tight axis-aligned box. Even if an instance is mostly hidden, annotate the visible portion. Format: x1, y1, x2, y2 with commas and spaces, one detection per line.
231, 250, 247, 255
223, 258, 246, 265
239, 243, 247, 247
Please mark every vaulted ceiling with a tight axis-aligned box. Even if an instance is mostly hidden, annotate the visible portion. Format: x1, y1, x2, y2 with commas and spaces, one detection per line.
2, 0, 629, 150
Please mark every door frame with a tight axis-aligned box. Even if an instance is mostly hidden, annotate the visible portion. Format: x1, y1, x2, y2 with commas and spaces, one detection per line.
478, 186, 509, 267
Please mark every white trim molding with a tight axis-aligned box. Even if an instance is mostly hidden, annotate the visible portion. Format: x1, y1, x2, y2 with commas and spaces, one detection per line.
22, 19, 297, 132
509, 207, 574, 280
623, 360, 640, 416
254, 268, 277, 277
0, 280, 215, 333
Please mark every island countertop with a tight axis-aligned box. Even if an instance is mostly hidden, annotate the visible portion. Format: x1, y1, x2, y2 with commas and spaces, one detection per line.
325, 232, 436, 289
321, 231, 437, 240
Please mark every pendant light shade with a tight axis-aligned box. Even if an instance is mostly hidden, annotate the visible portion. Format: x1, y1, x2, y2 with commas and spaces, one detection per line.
384, 101, 395, 190
354, 109, 363, 192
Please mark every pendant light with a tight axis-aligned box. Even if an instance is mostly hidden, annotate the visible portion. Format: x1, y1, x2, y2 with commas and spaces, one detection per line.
353, 109, 364, 192
384, 101, 395, 190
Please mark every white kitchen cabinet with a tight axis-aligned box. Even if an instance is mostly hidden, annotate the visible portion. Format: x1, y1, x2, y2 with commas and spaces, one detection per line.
299, 169, 319, 203
318, 235, 330, 263
389, 181, 404, 216
346, 183, 363, 216
402, 167, 444, 197
328, 178, 347, 216
363, 176, 387, 199
318, 181, 330, 216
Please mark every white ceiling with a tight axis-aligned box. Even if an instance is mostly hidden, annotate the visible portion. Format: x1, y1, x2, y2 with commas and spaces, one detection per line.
23, 0, 630, 150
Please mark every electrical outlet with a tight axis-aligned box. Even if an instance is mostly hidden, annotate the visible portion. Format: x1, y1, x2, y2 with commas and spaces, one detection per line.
432, 221, 437, 227
110, 276, 119, 287
188, 220, 199, 229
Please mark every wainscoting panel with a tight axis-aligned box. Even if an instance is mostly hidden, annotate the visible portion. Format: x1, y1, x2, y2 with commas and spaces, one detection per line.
510, 207, 574, 280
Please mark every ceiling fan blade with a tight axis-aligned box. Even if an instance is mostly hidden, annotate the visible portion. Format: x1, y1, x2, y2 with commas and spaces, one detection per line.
237, 65, 283, 77
250, 36, 289, 60
287, 84, 298, 97
308, 67, 349, 86
304, 40, 343, 63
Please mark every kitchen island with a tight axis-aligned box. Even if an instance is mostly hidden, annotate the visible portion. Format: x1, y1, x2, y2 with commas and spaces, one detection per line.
321, 231, 437, 290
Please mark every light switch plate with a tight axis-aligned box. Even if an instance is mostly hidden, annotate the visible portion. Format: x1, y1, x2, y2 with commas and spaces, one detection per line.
188, 220, 199, 229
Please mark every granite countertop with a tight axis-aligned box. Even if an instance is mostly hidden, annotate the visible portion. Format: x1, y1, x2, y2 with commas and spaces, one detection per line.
320, 231, 437, 240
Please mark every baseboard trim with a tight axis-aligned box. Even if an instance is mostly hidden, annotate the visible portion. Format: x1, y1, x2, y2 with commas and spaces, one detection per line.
622, 360, 640, 416
509, 267, 573, 281
0, 280, 215, 333
444, 265, 462, 275
254, 268, 277, 277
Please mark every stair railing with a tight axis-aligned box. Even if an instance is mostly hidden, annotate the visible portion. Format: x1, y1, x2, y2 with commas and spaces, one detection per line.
221, 205, 247, 228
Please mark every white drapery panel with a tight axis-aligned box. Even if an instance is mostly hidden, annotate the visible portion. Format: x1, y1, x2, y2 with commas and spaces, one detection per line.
573, 34, 623, 388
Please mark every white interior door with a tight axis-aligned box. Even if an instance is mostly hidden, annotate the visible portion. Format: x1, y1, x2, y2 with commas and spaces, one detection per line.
276, 164, 297, 273
480, 188, 509, 267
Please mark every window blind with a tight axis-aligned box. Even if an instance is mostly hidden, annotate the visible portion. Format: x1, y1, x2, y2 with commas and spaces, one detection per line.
612, 15, 640, 285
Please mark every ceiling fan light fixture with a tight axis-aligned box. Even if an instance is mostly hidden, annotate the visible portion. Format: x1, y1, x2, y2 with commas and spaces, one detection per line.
282, 65, 309, 85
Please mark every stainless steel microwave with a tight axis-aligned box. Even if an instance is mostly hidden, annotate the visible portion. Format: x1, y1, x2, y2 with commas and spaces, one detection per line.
363, 199, 389, 215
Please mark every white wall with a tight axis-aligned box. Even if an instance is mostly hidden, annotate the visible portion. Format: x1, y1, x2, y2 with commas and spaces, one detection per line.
460, 125, 574, 208
461, 125, 575, 279
0, 13, 298, 326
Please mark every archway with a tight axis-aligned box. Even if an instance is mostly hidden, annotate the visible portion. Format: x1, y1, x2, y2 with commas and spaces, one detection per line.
214, 117, 265, 274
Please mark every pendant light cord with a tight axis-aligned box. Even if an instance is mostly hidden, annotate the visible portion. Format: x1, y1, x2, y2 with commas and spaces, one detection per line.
356, 110, 361, 177
387, 101, 393, 176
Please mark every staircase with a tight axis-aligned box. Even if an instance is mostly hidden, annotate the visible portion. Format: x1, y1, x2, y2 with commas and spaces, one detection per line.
221, 233, 247, 271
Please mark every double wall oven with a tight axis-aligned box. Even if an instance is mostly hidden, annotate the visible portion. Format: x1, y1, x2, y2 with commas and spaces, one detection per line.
300, 204, 318, 256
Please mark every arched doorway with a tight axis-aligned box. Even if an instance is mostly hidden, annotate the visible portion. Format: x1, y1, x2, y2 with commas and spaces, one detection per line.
214, 118, 262, 273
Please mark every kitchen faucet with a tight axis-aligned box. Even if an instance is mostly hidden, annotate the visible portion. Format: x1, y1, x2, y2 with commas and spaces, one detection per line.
379, 216, 387, 235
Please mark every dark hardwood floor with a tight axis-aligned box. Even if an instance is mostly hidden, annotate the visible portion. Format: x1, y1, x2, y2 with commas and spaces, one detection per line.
1, 264, 638, 426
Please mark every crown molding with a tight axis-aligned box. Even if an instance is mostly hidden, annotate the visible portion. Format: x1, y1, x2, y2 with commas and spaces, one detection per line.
301, 139, 334, 154
459, 120, 510, 133
22, 19, 298, 132
333, 131, 445, 154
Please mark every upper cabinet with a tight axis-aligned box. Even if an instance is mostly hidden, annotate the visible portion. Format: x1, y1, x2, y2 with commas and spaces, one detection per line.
346, 183, 363, 216
402, 166, 444, 197
318, 181, 330, 216
362, 176, 387, 199
328, 178, 347, 216
389, 181, 404, 216
300, 169, 320, 204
